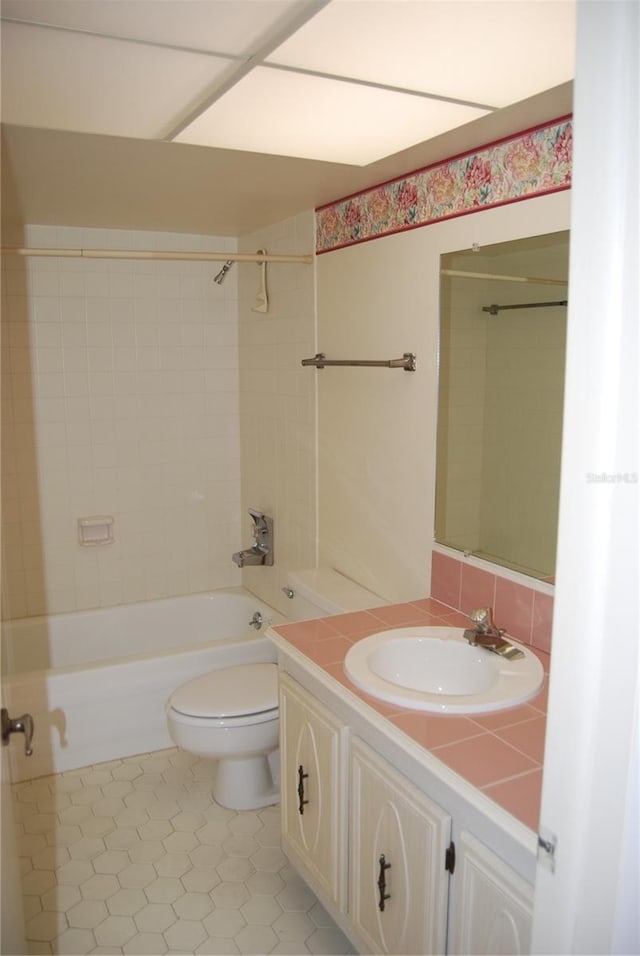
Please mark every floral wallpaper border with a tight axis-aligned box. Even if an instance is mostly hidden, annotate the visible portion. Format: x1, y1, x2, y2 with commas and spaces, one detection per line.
316, 116, 572, 253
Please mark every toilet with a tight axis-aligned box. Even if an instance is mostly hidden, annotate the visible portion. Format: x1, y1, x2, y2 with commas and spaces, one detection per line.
166, 662, 280, 811
165, 568, 386, 810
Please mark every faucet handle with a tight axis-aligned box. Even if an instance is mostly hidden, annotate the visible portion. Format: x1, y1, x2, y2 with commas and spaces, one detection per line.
469, 607, 505, 639
469, 607, 493, 628
248, 509, 269, 538
245, 510, 274, 565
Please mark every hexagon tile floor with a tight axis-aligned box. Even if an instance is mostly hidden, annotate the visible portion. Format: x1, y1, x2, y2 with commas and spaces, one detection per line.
13, 748, 355, 956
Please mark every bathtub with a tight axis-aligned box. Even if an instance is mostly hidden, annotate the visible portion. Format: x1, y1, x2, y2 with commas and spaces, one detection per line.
1, 589, 283, 783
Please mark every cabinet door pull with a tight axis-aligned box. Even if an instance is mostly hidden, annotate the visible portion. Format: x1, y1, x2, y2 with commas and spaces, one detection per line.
377, 853, 391, 911
297, 765, 309, 814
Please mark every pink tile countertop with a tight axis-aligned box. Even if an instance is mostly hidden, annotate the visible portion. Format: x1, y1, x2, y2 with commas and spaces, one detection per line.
273, 598, 550, 833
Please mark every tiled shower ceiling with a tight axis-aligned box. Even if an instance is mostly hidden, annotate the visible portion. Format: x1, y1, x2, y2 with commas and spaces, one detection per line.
0, 0, 575, 166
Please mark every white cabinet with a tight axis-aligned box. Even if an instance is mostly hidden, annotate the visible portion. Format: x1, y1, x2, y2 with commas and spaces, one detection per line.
349, 737, 451, 955
449, 830, 533, 955
277, 669, 535, 956
279, 673, 346, 908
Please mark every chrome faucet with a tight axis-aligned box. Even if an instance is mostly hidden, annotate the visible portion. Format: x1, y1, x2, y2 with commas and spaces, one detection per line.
232, 509, 274, 568
464, 607, 525, 660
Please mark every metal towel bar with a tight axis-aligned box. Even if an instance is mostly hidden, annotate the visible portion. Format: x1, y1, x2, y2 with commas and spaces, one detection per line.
301, 352, 416, 371
482, 300, 568, 315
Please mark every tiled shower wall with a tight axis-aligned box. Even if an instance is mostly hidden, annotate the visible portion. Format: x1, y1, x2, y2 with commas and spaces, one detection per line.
1, 226, 242, 620
237, 212, 318, 616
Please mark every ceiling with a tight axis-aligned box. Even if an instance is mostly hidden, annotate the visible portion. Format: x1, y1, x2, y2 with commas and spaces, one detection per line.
0, 0, 575, 238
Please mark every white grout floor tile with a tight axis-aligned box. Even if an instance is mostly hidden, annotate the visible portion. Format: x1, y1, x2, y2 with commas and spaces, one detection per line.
14, 747, 355, 955
67, 900, 109, 930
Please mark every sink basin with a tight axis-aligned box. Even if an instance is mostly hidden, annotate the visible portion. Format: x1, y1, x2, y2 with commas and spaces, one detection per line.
343, 626, 544, 714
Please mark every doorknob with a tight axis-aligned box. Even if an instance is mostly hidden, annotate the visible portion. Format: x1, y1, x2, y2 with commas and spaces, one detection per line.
1, 708, 34, 756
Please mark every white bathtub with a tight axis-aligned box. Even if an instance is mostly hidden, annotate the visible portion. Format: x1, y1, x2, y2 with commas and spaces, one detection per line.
1, 589, 283, 783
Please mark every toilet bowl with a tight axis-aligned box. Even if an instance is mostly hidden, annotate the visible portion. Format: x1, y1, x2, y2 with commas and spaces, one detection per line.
166, 662, 279, 810
166, 569, 386, 810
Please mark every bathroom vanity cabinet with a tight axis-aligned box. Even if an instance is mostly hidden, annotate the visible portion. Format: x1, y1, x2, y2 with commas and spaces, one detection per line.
349, 735, 451, 954
448, 829, 534, 955
276, 662, 534, 956
279, 674, 347, 908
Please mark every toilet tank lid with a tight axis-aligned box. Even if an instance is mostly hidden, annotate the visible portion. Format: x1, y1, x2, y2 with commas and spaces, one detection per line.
170, 663, 278, 719
286, 568, 387, 613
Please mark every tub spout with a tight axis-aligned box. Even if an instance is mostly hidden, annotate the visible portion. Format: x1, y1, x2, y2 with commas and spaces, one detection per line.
232, 547, 268, 568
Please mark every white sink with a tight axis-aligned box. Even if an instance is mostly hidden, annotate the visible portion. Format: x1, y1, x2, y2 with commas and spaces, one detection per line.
343, 626, 544, 714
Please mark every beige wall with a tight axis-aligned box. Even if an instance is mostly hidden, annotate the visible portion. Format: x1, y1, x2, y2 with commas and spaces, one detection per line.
1, 225, 241, 619
317, 191, 571, 603
237, 212, 318, 615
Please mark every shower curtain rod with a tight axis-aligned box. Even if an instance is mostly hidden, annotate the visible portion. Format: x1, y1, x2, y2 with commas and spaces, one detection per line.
1, 247, 313, 265
441, 268, 567, 286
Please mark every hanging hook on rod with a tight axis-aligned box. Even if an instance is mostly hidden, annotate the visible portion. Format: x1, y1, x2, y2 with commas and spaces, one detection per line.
252, 249, 269, 313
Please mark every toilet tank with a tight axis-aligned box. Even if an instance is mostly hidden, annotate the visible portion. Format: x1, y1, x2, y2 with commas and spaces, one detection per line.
285, 568, 387, 621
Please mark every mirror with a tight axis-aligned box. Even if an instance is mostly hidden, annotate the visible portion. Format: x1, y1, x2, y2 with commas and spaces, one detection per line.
435, 230, 569, 582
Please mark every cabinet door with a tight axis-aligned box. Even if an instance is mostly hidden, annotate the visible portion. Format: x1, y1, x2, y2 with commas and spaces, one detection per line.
279, 673, 346, 908
349, 737, 451, 955
449, 830, 533, 955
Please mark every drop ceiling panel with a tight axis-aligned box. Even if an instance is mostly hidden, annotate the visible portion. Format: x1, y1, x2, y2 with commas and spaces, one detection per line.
1, 21, 233, 138
1, 83, 573, 237
175, 66, 489, 164
0, 0, 575, 232
268, 0, 575, 107
0, 0, 302, 55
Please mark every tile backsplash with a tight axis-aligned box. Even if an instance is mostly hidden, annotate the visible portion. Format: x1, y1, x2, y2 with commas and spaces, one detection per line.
431, 549, 553, 653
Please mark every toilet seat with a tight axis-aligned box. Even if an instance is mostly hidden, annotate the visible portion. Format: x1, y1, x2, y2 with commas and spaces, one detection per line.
168, 663, 278, 726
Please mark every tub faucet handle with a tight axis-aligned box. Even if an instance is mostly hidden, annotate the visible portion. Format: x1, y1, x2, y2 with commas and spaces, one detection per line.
1, 707, 34, 756
232, 510, 274, 567
247, 509, 274, 565
249, 509, 270, 541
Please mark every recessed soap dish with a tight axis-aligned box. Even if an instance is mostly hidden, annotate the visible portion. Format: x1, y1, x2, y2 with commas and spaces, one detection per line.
78, 515, 114, 546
